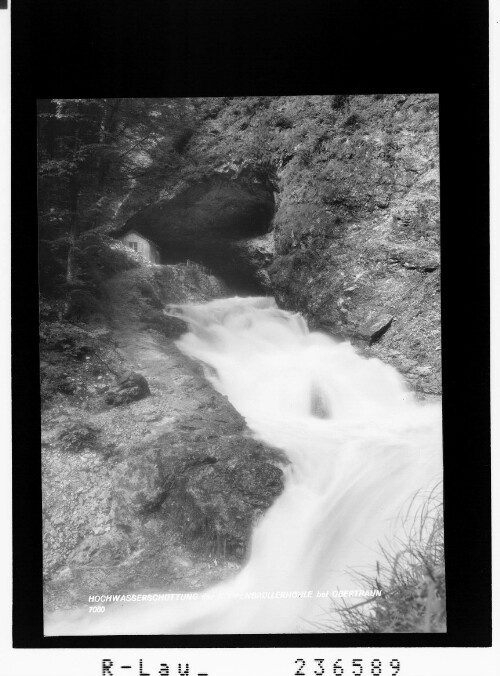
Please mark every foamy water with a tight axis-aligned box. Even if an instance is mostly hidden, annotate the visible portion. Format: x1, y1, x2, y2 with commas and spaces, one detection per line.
45, 296, 443, 635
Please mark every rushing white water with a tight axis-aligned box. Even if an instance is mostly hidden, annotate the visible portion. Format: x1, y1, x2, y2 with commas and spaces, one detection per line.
45, 296, 443, 635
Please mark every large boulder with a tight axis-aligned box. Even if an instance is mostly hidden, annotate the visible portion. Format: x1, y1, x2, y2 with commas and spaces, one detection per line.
111, 425, 285, 558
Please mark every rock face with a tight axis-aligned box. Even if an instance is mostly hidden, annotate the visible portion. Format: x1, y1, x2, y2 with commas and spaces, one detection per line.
128, 95, 441, 395
265, 96, 441, 395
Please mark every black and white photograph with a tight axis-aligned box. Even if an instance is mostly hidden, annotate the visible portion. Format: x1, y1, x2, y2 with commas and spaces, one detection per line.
5, 0, 495, 672
37, 95, 446, 637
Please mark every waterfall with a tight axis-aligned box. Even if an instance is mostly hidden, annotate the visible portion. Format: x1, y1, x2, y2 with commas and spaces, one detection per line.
45, 296, 443, 635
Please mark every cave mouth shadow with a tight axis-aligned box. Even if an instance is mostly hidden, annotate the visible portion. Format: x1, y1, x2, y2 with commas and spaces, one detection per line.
163, 242, 269, 296
124, 174, 277, 296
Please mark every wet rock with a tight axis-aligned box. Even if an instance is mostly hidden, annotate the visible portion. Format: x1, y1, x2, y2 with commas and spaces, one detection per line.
105, 371, 151, 406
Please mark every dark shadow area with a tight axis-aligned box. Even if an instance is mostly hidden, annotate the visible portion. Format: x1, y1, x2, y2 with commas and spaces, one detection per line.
162, 241, 267, 295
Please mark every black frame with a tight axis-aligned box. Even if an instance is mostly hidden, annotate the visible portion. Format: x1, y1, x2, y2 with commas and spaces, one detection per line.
11, 0, 491, 649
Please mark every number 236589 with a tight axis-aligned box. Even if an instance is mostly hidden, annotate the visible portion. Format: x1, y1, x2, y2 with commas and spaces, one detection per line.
294, 658, 401, 676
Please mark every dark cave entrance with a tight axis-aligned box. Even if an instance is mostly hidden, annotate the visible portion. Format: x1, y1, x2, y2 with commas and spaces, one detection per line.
123, 174, 276, 295
162, 241, 267, 295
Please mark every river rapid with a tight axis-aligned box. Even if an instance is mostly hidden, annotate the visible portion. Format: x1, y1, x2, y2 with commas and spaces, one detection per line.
45, 296, 443, 635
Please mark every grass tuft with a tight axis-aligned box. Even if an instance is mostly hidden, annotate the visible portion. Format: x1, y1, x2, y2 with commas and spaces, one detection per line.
313, 483, 446, 633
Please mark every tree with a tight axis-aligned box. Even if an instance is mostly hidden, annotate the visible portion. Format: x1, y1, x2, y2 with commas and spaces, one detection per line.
37, 97, 197, 310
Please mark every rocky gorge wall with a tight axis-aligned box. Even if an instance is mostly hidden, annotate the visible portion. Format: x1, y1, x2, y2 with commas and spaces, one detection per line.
123, 94, 441, 395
